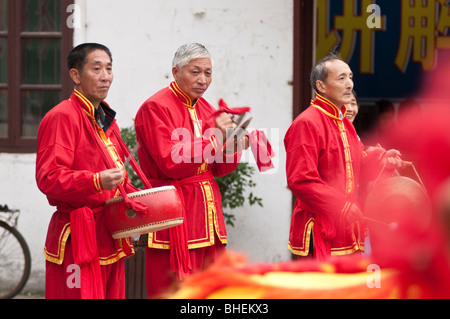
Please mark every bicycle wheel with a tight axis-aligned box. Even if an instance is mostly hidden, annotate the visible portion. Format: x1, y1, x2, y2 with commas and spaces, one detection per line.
0, 221, 31, 299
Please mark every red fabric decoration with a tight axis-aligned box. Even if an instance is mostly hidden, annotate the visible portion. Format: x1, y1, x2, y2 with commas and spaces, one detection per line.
217, 99, 275, 172
247, 130, 275, 172
217, 98, 251, 115
70, 207, 105, 299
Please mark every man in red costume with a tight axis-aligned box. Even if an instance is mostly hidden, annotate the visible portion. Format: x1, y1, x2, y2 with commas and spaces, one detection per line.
135, 43, 247, 298
284, 52, 403, 260
36, 43, 137, 299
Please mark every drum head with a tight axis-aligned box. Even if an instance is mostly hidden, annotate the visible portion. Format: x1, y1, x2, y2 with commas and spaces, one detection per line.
105, 186, 177, 205
111, 218, 184, 239
364, 176, 431, 234
364, 176, 432, 265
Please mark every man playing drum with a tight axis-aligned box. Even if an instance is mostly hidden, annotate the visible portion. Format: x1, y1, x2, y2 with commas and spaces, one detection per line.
135, 43, 248, 298
36, 43, 138, 299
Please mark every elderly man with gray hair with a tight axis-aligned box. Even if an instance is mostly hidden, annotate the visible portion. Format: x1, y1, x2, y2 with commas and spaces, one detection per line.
135, 43, 247, 298
284, 52, 403, 261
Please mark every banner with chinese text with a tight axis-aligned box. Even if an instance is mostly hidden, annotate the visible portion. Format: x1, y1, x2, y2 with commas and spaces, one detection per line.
316, 0, 450, 101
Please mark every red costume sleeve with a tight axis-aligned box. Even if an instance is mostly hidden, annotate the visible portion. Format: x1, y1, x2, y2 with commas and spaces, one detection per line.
136, 102, 208, 178
36, 108, 101, 203
285, 119, 348, 220
135, 99, 240, 180
211, 145, 242, 177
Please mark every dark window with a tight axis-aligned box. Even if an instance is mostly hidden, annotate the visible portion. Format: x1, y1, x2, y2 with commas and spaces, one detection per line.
0, 0, 73, 153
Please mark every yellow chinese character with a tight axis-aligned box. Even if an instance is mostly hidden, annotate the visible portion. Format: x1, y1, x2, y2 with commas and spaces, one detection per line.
395, 0, 436, 72
437, 0, 450, 49
316, 0, 385, 74
335, 0, 384, 73
316, 0, 340, 61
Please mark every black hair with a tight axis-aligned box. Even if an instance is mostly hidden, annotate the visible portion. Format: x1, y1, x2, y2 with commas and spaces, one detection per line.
67, 43, 112, 71
310, 51, 343, 94
352, 89, 360, 108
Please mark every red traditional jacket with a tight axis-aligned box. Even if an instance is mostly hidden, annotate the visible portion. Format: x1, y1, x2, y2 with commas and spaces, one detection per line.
36, 90, 136, 265
284, 94, 383, 259
135, 82, 241, 250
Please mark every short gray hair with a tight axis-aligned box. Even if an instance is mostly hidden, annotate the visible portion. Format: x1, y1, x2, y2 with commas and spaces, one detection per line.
172, 43, 212, 69
310, 52, 342, 94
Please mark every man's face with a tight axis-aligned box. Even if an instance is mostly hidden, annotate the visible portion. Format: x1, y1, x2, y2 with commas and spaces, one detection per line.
317, 59, 354, 108
172, 57, 212, 102
71, 49, 113, 107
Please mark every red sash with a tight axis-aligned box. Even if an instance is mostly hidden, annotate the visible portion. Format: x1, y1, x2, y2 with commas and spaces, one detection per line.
150, 171, 215, 281
70, 206, 105, 299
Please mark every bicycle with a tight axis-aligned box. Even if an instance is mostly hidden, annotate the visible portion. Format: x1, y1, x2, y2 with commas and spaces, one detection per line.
0, 204, 31, 299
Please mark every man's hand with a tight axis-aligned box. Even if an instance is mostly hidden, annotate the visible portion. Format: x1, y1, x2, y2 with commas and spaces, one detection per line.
215, 112, 234, 143
239, 135, 250, 151
100, 168, 124, 190
229, 135, 250, 154
382, 149, 404, 169
345, 203, 364, 224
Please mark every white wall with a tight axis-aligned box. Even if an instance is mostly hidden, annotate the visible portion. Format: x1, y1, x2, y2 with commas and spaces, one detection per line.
0, 153, 50, 292
1, 0, 294, 293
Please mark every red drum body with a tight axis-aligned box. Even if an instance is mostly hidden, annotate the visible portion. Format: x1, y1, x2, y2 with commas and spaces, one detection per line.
105, 186, 184, 239
364, 176, 431, 234
364, 176, 432, 267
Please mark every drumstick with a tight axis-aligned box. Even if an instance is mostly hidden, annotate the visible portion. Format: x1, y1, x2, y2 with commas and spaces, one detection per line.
124, 142, 140, 168
364, 217, 398, 231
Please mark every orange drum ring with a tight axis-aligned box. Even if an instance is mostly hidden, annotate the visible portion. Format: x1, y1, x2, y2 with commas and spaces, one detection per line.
109, 217, 184, 239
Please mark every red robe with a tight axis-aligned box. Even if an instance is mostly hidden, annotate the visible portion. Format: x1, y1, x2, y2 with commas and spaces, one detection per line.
36, 90, 136, 268
284, 94, 380, 259
135, 82, 240, 273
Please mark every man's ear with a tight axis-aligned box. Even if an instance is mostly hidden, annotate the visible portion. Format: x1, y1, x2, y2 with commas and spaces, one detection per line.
316, 80, 326, 95
69, 68, 81, 85
172, 66, 179, 81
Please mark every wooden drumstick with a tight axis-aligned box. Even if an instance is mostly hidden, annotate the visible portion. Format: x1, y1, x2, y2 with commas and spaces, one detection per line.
364, 217, 398, 231
124, 141, 140, 168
